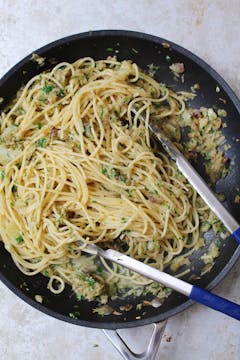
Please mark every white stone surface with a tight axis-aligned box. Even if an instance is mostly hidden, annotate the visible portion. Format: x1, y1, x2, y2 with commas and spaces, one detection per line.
0, 1, 239, 359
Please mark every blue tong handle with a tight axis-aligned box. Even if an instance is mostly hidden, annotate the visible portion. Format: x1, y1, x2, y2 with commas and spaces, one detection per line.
233, 228, 240, 244
190, 286, 240, 320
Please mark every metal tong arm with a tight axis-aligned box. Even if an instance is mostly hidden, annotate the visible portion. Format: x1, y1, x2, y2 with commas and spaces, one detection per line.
149, 124, 240, 236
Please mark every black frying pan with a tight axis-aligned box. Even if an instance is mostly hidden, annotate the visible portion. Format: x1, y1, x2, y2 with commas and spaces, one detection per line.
0, 30, 239, 330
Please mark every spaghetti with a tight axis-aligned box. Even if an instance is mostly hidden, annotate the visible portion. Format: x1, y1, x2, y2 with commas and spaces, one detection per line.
0, 57, 224, 302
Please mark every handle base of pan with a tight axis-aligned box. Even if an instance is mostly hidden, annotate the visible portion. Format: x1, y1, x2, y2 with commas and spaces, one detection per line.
103, 321, 167, 360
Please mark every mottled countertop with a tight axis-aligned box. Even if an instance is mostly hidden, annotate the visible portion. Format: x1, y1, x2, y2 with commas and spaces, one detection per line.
0, 1, 239, 359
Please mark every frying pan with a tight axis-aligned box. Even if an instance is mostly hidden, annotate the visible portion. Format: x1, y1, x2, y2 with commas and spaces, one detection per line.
0, 30, 239, 355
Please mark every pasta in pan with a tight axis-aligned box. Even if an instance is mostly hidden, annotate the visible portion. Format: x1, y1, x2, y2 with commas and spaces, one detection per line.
0, 57, 226, 303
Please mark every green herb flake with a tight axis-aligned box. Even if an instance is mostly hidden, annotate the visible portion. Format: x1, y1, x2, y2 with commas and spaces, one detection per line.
99, 107, 104, 118
221, 225, 228, 233
57, 89, 65, 97
126, 189, 132, 197
106, 47, 114, 52
121, 229, 131, 234
42, 85, 53, 94
208, 129, 215, 134
96, 265, 103, 274
114, 108, 120, 118
217, 170, 222, 178
37, 137, 47, 148
216, 238, 222, 247
165, 287, 172, 295
16, 233, 24, 244
93, 344, 99, 348
112, 168, 120, 178
0, 170, 5, 180
43, 270, 49, 277
101, 167, 107, 175
86, 277, 96, 288
119, 175, 127, 183
121, 217, 127, 223
124, 96, 133, 104
12, 184, 17, 193
69, 311, 81, 319
37, 122, 42, 129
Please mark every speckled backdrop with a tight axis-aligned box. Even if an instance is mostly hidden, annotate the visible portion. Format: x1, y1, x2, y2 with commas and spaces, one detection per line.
0, 1, 239, 359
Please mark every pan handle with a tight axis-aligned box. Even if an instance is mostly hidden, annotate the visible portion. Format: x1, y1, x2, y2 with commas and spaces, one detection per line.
103, 321, 167, 360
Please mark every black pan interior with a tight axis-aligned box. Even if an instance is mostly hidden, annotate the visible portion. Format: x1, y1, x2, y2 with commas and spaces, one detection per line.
0, 30, 239, 329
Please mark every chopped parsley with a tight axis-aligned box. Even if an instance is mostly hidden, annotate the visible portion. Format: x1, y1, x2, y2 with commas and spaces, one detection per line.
37, 122, 42, 129
43, 270, 49, 277
221, 225, 228, 233
57, 89, 65, 97
96, 265, 103, 274
83, 276, 96, 288
124, 96, 133, 104
99, 107, 104, 118
0, 170, 5, 180
69, 311, 81, 319
216, 238, 222, 247
114, 108, 120, 118
121, 217, 127, 223
42, 85, 53, 94
37, 137, 47, 148
119, 175, 127, 183
16, 233, 24, 244
216, 170, 222, 178
112, 168, 120, 178
106, 47, 114, 52
121, 229, 131, 234
165, 287, 172, 295
77, 293, 84, 300
126, 189, 133, 197
101, 167, 107, 175
12, 184, 17, 193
